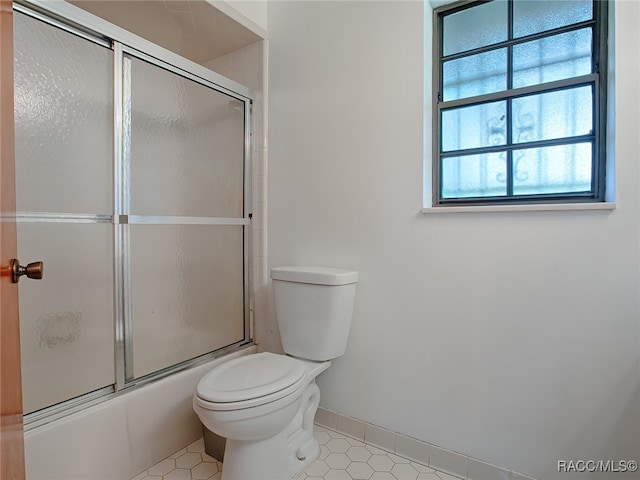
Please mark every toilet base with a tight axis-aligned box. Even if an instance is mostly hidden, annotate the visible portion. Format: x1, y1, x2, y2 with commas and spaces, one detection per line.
222, 432, 292, 480
203, 427, 225, 462
219, 381, 321, 480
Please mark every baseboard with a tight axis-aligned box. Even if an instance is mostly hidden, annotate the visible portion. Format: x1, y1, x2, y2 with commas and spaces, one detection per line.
314, 407, 538, 480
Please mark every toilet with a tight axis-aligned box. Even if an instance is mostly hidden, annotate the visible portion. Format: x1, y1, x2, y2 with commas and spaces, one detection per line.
193, 266, 358, 480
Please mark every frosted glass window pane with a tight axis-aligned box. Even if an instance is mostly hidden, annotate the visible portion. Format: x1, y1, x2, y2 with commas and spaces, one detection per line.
513, 143, 592, 195
18, 223, 114, 414
513, 29, 592, 89
443, 1, 507, 56
14, 12, 113, 215
513, 0, 592, 38
129, 56, 245, 218
441, 101, 506, 152
130, 225, 245, 378
443, 49, 507, 101
442, 152, 507, 198
512, 86, 593, 144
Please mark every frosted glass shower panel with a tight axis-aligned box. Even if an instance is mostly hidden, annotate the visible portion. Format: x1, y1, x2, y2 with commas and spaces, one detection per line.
13, 12, 113, 214
18, 223, 115, 414
130, 225, 245, 378
128, 56, 245, 218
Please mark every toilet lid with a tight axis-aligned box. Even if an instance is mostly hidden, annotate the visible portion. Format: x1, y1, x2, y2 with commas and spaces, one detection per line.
196, 352, 306, 403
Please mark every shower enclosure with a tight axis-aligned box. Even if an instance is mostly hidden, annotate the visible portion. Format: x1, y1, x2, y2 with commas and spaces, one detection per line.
13, 2, 252, 424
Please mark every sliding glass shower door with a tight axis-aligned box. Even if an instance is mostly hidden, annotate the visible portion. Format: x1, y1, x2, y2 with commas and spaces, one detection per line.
14, 6, 251, 420
14, 11, 115, 415
125, 54, 246, 379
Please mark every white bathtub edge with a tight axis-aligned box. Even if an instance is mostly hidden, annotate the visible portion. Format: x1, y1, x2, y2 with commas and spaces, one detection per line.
24, 345, 257, 480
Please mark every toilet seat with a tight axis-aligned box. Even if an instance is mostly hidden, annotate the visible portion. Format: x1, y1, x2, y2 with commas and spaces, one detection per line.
195, 352, 307, 410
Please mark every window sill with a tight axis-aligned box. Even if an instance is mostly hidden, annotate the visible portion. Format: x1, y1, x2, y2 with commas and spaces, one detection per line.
421, 202, 616, 214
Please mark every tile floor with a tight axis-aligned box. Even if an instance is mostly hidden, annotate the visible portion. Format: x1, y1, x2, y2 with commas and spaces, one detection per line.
131, 425, 462, 480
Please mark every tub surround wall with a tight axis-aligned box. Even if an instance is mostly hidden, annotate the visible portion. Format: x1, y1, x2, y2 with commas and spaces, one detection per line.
205, 38, 267, 287
267, 1, 640, 479
24, 346, 256, 480
214, 0, 267, 38
205, 38, 270, 345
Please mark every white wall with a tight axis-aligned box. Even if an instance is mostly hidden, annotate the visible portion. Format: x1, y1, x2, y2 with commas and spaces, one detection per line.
266, 2, 640, 479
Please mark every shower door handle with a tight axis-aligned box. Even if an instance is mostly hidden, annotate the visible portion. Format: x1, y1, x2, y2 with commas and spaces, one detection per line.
11, 259, 44, 283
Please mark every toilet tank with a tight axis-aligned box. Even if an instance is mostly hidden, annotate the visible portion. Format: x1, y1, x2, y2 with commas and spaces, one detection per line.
271, 266, 358, 361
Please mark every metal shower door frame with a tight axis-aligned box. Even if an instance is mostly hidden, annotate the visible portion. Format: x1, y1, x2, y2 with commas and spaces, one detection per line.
16, 0, 254, 427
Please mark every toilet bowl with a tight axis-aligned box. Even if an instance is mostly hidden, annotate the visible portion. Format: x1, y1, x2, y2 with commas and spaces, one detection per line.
193, 352, 329, 480
193, 266, 358, 480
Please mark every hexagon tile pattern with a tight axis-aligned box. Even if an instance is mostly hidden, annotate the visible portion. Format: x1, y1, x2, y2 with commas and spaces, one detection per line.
131, 426, 461, 480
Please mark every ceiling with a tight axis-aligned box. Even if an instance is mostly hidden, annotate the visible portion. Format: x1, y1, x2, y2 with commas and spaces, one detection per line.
69, 0, 262, 65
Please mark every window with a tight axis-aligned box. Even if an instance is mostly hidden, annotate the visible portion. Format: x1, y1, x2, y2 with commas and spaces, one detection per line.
432, 0, 608, 206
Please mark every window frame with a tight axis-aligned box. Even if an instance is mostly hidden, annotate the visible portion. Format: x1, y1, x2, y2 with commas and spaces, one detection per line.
431, 0, 609, 207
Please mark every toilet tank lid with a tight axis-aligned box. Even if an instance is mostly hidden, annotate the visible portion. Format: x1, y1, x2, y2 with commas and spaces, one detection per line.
271, 266, 358, 285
